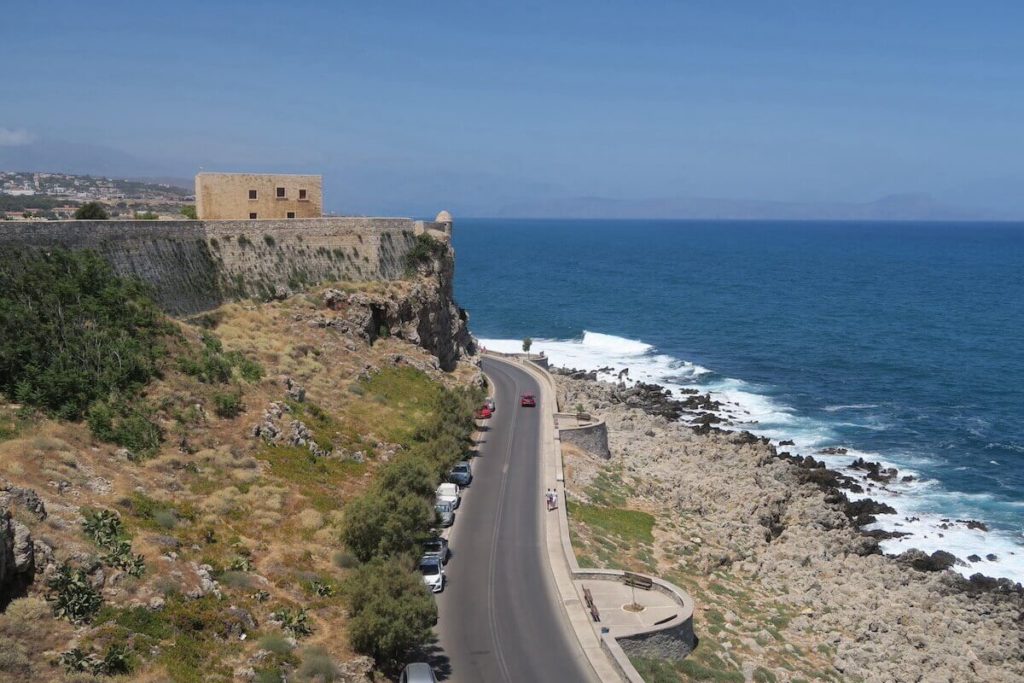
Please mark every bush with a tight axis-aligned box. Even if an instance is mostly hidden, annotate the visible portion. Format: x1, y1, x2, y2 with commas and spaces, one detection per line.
0, 639, 31, 676
403, 233, 447, 275
213, 390, 244, 418
271, 607, 313, 637
46, 563, 103, 624
344, 559, 437, 668
180, 205, 198, 219
134, 211, 159, 220
341, 491, 434, 563
59, 644, 131, 676
0, 249, 169, 420
86, 399, 163, 455
296, 646, 340, 681
258, 633, 293, 655
74, 202, 109, 220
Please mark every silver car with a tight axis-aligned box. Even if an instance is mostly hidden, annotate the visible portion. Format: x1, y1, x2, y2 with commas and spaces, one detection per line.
434, 500, 454, 527
399, 663, 437, 683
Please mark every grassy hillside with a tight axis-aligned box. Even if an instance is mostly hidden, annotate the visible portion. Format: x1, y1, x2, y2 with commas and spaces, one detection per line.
0, 250, 481, 682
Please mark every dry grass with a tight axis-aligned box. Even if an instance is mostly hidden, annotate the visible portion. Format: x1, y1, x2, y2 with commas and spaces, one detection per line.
0, 283, 479, 681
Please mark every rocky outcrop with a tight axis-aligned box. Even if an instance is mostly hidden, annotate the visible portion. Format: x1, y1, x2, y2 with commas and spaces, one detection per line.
321, 246, 474, 371
0, 483, 43, 608
556, 374, 1024, 682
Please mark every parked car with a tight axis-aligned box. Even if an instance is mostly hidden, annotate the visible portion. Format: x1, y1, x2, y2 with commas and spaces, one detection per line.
435, 482, 461, 508
448, 461, 472, 486
419, 555, 445, 593
475, 405, 492, 419
520, 393, 537, 407
422, 535, 450, 564
399, 663, 438, 683
434, 500, 455, 527
485, 397, 496, 412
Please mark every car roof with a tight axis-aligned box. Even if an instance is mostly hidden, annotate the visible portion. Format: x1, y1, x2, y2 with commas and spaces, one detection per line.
403, 663, 435, 681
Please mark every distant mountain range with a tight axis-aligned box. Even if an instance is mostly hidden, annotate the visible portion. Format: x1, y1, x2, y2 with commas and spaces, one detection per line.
491, 193, 1004, 221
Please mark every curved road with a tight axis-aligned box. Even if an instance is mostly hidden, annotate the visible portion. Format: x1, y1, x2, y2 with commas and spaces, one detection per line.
434, 357, 597, 683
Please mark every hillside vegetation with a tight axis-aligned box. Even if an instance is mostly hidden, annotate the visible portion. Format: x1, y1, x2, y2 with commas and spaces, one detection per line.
0, 249, 481, 682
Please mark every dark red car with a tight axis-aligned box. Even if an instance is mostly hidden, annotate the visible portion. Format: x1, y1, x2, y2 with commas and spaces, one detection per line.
520, 393, 536, 407
475, 405, 492, 419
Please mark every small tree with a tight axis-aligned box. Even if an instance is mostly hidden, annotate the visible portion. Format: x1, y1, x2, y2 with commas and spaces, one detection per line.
74, 202, 109, 220
345, 559, 438, 669
575, 403, 586, 421
180, 205, 198, 219
522, 337, 533, 353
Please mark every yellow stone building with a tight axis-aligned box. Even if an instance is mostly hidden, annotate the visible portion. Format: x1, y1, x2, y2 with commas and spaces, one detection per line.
195, 172, 323, 220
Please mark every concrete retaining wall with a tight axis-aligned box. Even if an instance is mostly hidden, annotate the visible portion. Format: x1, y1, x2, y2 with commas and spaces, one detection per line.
558, 416, 611, 460
0, 218, 449, 315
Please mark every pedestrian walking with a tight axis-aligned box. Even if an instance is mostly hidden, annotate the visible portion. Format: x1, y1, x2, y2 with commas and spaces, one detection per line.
545, 488, 554, 510
551, 489, 559, 510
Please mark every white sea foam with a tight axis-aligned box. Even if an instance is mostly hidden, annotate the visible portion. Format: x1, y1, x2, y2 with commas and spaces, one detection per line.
478, 330, 1024, 583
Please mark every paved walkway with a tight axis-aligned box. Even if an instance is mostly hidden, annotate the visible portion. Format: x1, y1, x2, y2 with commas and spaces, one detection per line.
574, 580, 680, 637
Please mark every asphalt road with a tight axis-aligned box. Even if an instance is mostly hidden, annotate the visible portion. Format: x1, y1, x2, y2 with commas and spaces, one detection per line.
433, 357, 597, 683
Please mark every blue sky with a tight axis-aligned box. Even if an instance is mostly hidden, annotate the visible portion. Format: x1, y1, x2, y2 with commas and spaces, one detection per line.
1, 1, 1022, 216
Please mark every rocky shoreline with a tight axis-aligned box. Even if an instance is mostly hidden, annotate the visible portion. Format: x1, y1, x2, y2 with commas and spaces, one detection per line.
554, 368, 1024, 682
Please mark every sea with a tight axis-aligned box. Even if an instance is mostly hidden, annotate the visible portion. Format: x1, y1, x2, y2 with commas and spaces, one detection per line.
453, 219, 1024, 583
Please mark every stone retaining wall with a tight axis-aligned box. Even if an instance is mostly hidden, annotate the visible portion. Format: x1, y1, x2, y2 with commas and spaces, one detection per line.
0, 217, 448, 315
558, 416, 611, 460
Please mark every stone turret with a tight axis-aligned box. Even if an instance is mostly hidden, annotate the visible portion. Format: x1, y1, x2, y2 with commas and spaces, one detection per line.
434, 210, 453, 236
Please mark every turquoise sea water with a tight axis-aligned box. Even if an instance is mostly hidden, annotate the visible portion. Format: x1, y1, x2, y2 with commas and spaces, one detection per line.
453, 219, 1024, 581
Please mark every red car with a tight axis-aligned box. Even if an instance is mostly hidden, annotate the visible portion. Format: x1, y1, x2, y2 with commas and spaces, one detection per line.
475, 405, 492, 419
520, 393, 536, 407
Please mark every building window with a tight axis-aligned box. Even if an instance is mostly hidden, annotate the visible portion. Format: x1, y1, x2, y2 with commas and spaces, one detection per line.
276, 187, 286, 198
249, 212, 257, 219
298, 189, 307, 200
287, 212, 296, 219
248, 189, 257, 200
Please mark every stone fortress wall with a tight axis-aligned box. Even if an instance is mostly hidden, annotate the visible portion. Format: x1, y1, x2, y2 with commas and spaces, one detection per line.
0, 217, 450, 315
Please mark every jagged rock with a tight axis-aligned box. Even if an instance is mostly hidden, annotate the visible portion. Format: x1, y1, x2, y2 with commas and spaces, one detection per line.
0, 504, 35, 606
0, 480, 47, 520
323, 288, 346, 310
957, 519, 989, 532
284, 377, 306, 403
897, 549, 958, 572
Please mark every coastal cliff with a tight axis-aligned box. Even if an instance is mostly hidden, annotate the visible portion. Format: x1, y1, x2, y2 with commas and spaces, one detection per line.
0, 235, 479, 680
557, 373, 1024, 683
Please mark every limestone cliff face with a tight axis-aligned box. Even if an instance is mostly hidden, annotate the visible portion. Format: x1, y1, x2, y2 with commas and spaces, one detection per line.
323, 243, 475, 371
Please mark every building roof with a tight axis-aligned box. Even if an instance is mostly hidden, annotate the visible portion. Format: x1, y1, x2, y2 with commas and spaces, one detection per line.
435, 210, 453, 223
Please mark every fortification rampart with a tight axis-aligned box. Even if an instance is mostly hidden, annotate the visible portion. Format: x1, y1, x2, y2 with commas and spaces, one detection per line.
0, 218, 449, 315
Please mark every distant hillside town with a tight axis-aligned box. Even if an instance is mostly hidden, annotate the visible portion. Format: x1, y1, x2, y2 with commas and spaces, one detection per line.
0, 171, 192, 220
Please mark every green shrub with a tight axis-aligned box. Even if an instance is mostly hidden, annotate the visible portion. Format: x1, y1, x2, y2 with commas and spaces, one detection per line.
0, 249, 169, 420
74, 202, 109, 220
263, 234, 276, 247
86, 399, 163, 455
60, 643, 132, 676
271, 607, 313, 637
46, 563, 103, 624
344, 559, 437, 668
403, 233, 447, 275
341, 491, 434, 563
213, 390, 244, 418
180, 205, 198, 219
